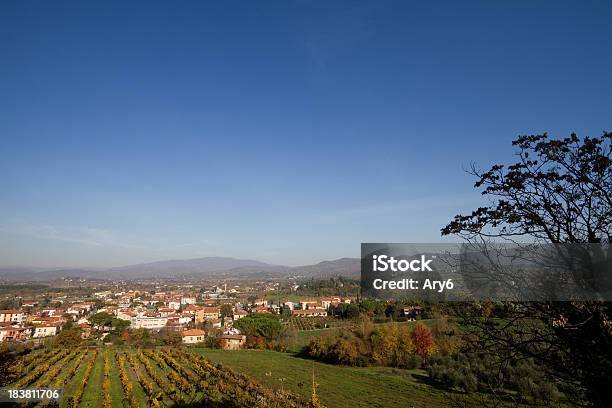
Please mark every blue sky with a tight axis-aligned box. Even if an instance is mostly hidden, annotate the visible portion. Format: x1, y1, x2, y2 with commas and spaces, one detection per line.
1, 1, 611, 267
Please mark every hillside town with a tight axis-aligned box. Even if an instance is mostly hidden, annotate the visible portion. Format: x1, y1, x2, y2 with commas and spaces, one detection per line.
0, 280, 354, 349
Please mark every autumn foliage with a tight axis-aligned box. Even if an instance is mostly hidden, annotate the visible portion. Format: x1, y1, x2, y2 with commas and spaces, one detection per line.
412, 322, 436, 357
307, 322, 436, 368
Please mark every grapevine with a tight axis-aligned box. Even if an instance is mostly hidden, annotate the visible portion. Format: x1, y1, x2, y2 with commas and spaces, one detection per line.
102, 350, 112, 408
67, 349, 98, 408
115, 351, 137, 408
124, 350, 162, 408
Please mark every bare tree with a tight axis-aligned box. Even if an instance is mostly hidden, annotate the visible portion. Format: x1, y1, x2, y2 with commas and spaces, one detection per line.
442, 132, 612, 407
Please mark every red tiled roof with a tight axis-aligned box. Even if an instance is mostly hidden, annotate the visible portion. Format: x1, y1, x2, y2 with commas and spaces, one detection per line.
182, 329, 206, 336
199, 307, 219, 313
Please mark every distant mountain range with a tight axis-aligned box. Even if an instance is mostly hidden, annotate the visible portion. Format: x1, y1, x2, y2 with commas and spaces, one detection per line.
0, 256, 360, 281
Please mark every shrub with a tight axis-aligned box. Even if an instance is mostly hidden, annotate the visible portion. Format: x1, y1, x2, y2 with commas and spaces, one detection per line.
306, 321, 445, 368
426, 352, 561, 401
246, 335, 267, 349
305, 333, 367, 366
206, 336, 221, 348
412, 323, 435, 357
402, 354, 422, 370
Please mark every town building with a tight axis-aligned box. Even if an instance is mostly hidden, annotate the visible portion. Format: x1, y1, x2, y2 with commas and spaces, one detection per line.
299, 300, 320, 310
131, 316, 169, 330
251, 306, 271, 314
33, 325, 59, 338
181, 329, 207, 344
181, 296, 197, 305
233, 310, 248, 320
195, 307, 220, 323
253, 299, 268, 307
0, 327, 31, 342
219, 334, 246, 350
291, 308, 328, 317
0, 310, 25, 324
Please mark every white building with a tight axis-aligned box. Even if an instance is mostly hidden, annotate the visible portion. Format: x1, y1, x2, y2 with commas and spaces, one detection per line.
233, 310, 248, 320
42, 307, 58, 317
93, 291, 112, 299
33, 326, 59, 338
291, 308, 328, 317
175, 314, 193, 325
0, 310, 25, 324
130, 317, 168, 330
181, 296, 197, 305
300, 300, 320, 310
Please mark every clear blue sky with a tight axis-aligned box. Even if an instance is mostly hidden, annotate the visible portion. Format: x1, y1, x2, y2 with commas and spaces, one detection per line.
1, 1, 611, 268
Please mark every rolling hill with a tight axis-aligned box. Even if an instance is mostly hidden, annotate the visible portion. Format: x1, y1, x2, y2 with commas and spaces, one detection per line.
0, 256, 360, 281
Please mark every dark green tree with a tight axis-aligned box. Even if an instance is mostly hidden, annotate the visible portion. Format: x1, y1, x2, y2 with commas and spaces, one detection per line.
220, 303, 233, 325
88, 312, 113, 330
233, 314, 282, 341
110, 318, 131, 331
54, 328, 82, 348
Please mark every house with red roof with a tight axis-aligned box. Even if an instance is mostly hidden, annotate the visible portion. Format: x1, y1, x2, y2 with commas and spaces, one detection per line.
181, 329, 207, 344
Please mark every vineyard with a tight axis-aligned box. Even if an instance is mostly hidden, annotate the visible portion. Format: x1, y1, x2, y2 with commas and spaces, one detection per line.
5, 347, 310, 407
285, 317, 353, 331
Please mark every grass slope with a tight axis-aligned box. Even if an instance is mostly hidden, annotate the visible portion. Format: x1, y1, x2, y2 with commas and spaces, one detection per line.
80, 350, 103, 407
193, 349, 448, 408
107, 350, 126, 408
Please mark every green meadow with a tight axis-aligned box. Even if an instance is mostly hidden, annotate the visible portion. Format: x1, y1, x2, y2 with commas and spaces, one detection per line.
194, 348, 449, 408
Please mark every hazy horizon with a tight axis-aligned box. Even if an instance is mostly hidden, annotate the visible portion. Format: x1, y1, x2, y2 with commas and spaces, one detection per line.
0, 254, 361, 270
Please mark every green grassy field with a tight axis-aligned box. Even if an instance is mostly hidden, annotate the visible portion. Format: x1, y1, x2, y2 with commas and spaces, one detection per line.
287, 328, 342, 352
193, 349, 449, 408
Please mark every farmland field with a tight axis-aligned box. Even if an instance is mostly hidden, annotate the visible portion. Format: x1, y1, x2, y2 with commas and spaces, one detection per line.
4, 347, 308, 407
3, 338, 557, 408
195, 348, 449, 408
284, 316, 358, 331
